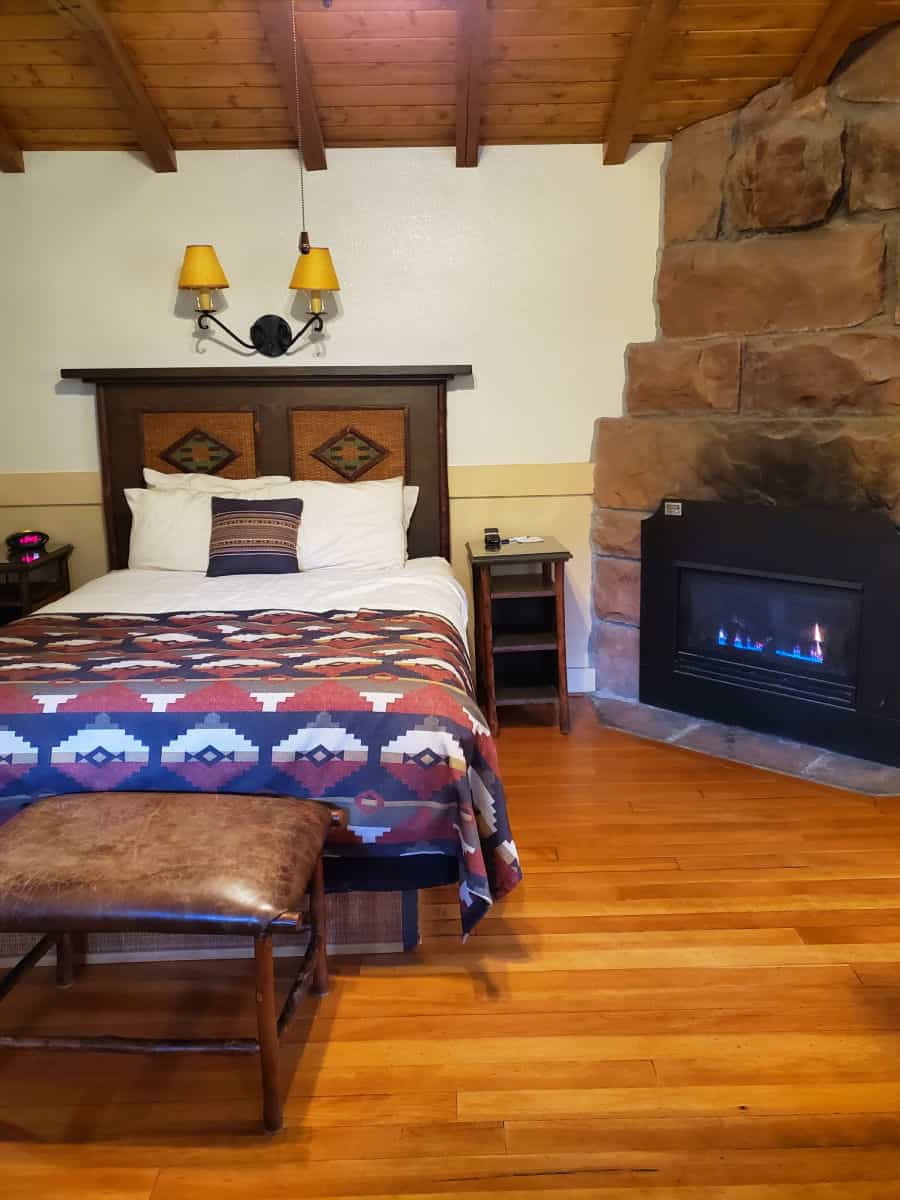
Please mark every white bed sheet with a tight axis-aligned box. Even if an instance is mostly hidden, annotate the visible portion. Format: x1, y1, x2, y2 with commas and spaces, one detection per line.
42, 557, 469, 641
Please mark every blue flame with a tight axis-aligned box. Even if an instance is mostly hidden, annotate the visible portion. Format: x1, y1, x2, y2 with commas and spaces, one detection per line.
716, 635, 824, 665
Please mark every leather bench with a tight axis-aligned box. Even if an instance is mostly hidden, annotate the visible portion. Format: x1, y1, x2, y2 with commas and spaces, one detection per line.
0, 790, 338, 1133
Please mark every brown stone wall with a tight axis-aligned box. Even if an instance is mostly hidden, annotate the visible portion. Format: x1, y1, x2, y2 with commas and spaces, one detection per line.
592, 24, 900, 699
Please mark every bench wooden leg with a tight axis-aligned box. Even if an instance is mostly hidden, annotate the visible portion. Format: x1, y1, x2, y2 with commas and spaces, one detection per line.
55, 934, 74, 989
253, 932, 282, 1134
310, 857, 329, 997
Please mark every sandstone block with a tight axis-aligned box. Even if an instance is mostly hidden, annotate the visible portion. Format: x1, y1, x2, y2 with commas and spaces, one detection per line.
738, 81, 793, 139
737, 83, 828, 139
697, 419, 900, 515
657, 225, 884, 338
594, 415, 900, 519
594, 417, 719, 510
663, 111, 735, 243
626, 339, 740, 414
591, 620, 639, 699
848, 112, 900, 212
742, 332, 900, 414
591, 508, 649, 558
593, 556, 641, 625
835, 25, 900, 102
725, 108, 843, 231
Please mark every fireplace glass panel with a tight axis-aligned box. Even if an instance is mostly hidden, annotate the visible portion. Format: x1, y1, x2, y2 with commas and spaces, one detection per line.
677, 567, 862, 686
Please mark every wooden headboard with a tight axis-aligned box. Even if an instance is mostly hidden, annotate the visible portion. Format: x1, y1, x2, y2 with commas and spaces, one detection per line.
61, 366, 471, 570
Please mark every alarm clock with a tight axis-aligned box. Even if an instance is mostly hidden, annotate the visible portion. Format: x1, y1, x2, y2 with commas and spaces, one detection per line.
7, 530, 49, 556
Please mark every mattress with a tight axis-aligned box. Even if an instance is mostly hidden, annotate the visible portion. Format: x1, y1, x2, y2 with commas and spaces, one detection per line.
43, 558, 469, 639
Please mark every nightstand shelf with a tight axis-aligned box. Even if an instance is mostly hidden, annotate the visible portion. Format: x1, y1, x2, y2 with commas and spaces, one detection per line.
493, 631, 559, 652
495, 684, 560, 707
468, 537, 571, 735
489, 574, 555, 599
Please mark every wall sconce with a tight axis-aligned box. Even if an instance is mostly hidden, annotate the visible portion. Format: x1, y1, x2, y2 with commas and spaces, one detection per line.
177, 242, 341, 358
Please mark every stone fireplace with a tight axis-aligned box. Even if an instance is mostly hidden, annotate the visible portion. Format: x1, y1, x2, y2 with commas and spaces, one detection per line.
592, 23, 900, 722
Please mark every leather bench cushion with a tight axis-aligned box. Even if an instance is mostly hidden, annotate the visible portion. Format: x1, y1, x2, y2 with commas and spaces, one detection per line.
0, 792, 332, 935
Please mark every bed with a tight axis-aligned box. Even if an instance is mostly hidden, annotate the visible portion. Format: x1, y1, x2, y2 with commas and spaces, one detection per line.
0, 366, 521, 943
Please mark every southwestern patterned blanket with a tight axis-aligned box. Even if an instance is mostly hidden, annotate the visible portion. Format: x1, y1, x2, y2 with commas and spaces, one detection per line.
0, 607, 521, 935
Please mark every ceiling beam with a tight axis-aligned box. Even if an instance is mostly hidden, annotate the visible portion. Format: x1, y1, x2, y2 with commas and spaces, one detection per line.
49, 0, 175, 172
792, 0, 873, 97
0, 118, 24, 173
259, 0, 326, 171
603, 0, 681, 166
456, 0, 488, 168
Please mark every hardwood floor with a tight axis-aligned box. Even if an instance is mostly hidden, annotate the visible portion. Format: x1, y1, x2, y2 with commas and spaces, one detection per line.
5, 698, 900, 1198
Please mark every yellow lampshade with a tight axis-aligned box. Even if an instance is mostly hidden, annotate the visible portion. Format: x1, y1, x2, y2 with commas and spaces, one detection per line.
289, 247, 340, 293
178, 244, 229, 290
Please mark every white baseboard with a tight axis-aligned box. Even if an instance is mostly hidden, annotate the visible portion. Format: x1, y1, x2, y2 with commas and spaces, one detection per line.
568, 666, 595, 693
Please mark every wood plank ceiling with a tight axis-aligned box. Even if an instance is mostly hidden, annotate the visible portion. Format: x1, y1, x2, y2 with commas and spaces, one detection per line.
0, 0, 897, 173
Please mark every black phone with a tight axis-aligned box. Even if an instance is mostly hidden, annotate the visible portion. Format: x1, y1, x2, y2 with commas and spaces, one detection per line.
484, 527, 501, 550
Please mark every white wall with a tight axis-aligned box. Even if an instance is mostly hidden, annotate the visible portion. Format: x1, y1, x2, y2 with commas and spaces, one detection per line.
0, 144, 664, 473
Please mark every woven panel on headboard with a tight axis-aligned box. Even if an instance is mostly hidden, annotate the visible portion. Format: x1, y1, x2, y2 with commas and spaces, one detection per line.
291, 408, 407, 482
142, 411, 257, 478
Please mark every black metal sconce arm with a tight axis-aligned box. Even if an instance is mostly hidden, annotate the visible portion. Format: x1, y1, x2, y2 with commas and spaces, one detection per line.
196, 311, 325, 358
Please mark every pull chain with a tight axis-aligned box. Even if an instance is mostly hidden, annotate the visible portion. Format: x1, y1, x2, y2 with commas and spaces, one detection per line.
290, 0, 309, 254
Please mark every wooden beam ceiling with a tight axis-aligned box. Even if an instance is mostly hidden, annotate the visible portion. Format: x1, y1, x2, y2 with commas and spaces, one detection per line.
456, 0, 488, 168
792, 0, 874, 97
48, 0, 176, 172
258, 0, 326, 172
0, 116, 24, 172
0, 1, 894, 158
603, 0, 682, 165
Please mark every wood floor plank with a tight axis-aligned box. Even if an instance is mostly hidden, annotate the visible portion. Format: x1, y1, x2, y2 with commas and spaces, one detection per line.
282, 1031, 900, 1070
461, 1081, 900, 1121
421, 910, 900, 940
3, 1166, 158, 1200
148, 1185, 900, 1200
148, 1148, 900, 1196
504, 1111, 900, 1153
853, 964, 900, 986
2, 1129, 512, 1174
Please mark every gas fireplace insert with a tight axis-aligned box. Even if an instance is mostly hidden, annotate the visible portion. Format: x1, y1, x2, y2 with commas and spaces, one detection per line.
640, 501, 900, 766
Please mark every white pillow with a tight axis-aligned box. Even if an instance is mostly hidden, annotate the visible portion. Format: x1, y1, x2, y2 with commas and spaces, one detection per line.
144, 469, 417, 525
143, 468, 291, 493
403, 485, 419, 532
265, 477, 406, 571
126, 487, 212, 571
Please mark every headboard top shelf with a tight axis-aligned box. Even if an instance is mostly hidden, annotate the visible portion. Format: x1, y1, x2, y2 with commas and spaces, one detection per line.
61, 366, 472, 384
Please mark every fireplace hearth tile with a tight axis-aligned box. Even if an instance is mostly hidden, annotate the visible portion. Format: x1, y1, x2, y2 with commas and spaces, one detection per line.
593, 697, 698, 743
803, 753, 900, 795
671, 723, 822, 777
591, 697, 900, 796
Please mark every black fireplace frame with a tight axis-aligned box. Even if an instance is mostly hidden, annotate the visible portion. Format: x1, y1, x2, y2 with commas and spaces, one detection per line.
640, 500, 900, 766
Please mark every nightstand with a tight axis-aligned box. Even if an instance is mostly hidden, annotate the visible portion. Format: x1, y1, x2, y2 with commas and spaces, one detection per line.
0, 544, 73, 622
467, 537, 572, 735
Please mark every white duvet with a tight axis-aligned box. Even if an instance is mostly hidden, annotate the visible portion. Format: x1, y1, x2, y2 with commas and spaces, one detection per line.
42, 557, 469, 641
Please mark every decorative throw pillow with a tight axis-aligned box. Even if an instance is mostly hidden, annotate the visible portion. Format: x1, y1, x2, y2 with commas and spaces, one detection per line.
207, 496, 303, 577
